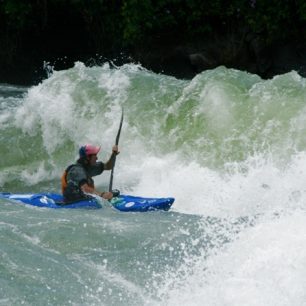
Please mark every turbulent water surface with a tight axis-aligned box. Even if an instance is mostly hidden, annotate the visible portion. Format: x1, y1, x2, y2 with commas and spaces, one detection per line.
1, 63, 306, 305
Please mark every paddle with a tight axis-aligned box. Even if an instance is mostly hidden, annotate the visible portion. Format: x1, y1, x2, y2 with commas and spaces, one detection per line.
108, 107, 124, 193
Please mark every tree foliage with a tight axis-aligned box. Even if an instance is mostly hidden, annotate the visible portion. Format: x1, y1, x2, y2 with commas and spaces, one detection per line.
120, 0, 306, 44
0, 0, 305, 62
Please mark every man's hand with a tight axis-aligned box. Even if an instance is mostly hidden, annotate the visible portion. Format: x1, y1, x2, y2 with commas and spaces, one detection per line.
101, 191, 113, 200
112, 145, 120, 155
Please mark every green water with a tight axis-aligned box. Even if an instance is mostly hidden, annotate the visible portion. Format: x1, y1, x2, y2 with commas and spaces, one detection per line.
1, 63, 306, 305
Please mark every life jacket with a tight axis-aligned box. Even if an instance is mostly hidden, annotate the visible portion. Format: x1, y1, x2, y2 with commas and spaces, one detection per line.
61, 165, 74, 195
61, 164, 95, 195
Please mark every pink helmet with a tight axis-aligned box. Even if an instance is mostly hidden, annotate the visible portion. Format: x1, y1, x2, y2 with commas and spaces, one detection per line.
79, 144, 101, 157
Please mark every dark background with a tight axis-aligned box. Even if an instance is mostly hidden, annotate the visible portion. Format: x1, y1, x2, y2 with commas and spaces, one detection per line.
1, 0, 306, 85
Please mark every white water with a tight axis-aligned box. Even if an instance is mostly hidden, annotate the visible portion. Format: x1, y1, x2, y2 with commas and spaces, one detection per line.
1, 63, 306, 305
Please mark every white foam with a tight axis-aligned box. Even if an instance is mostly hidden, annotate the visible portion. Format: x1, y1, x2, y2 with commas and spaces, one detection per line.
159, 210, 306, 306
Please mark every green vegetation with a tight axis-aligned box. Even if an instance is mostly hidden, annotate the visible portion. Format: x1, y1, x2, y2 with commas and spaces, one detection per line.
1, 0, 305, 46
0, 0, 305, 82
121, 0, 306, 43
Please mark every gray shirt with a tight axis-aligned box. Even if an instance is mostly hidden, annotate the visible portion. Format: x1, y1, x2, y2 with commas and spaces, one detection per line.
66, 162, 104, 188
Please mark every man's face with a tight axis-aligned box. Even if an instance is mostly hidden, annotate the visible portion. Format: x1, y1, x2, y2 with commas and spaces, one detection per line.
88, 154, 97, 165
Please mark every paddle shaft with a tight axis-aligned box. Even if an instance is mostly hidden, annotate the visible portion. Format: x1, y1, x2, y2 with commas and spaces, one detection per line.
108, 108, 124, 192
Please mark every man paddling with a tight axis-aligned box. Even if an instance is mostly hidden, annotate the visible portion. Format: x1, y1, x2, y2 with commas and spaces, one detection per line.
61, 144, 119, 202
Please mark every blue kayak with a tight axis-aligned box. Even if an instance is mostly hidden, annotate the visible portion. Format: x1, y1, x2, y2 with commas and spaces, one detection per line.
110, 194, 174, 212
0, 192, 174, 212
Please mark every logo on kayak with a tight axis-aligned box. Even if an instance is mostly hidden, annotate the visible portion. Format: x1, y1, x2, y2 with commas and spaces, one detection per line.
125, 202, 135, 207
40, 196, 55, 204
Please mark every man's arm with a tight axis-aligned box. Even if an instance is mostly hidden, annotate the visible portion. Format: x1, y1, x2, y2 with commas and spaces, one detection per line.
81, 183, 113, 200
104, 145, 120, 170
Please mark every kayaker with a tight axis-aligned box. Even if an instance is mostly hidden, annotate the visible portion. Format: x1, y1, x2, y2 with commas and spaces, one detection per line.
61, 144, 119, 202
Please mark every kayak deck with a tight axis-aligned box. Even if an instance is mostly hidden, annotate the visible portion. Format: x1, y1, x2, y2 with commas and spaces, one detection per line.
0, 193, 101, 209
110, 194, 174, 212
0, 192, 174, 211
